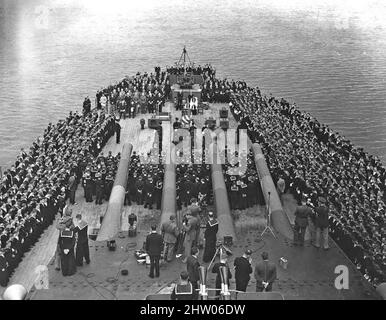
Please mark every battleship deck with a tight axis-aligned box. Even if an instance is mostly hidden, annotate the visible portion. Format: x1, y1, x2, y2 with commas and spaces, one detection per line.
1, 102, 379, 300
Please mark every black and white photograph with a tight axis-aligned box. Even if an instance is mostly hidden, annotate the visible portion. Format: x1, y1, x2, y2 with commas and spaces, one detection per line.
0, 0, 385, 306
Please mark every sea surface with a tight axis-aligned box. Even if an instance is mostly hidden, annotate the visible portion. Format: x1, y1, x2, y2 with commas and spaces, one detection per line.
1, 0, 386, 169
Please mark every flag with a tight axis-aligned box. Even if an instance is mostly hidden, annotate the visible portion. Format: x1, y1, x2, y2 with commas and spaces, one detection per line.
181, 114, 191, 125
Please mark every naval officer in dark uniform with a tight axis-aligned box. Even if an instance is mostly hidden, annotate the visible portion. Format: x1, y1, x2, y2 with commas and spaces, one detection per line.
234, 249, 253, 292
186, 246, 200, 300
82, 170, 93, 202
94, 172, 104, 205
145, 224, 163, 278
293, 198, 312, 246
254, 252, 277, 292
202, 212, 218, 263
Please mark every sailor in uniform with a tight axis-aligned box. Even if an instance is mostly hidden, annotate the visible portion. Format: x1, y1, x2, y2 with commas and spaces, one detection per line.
240, 181, 248, 210
144, 176, 154, 209
55, 207, 74, 271
247, 176, 257, 208
230, 178, 240, 210
104, 172, 114, 201
154, 179, 163, 210
90, 163, 98, 196
74, 214, 90, 266
82, 170, 93, 202
59, 227, 77, 276
95, 172, 104, 205
202, 212, 218, 263
0, 248, 9, 287
136, 176, 144, 205
3, 245, 12, 278
171, 271, 194, 300
128, 213, 138, 237
189, 96, 198, 115
9, 233, 22, 268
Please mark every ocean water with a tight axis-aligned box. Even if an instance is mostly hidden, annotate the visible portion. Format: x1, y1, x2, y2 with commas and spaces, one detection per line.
0, 0, 386, 169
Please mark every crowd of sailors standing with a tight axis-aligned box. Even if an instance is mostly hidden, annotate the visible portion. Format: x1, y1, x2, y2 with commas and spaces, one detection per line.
229, 89, 385, 285
223, 150, 265, 211
0, 109, 117, 286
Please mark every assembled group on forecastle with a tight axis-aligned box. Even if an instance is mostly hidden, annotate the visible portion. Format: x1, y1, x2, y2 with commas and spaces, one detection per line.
229, 89, 386, 285
0, 108, 116, 287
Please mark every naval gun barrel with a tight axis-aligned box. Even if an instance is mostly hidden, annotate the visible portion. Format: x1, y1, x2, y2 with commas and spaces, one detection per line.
97, 143, 133, 241
251, 143, 292, 239
160, 162, 176, 227
209, 142, 236, 243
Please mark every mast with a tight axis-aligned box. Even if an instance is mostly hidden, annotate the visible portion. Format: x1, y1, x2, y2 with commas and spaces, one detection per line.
177, 46, 192, 75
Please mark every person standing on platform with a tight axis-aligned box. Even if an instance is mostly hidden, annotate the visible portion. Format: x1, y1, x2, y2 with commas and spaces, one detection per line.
82, 170, 93, 202
171, 271, 194, 300
115, 119, 121, 144
136, 176, 144, 205
119, 99, 126, 119
230, 179, 240, 210
249, 175, 260, 207
154, 179, 163, 210
148, 93, 154, 114
145, 224, 163, 278
240, 182, 248, 210
293, 198, 312, 246
59, 227, 77, 277
212, 255, 232, 300
186, 246, 200, 300
140, 118, 145, 130
254, 252, 276, 292
128, 213, 137, 236
67, 171, 77, 205
181, 210, 199, 263
94, 172, 104, 205
144, 177, 154, 209
83, 96, 91, 115
202, 212, 218, 263
129, 100, 135, 118
161, 215, 179, 262
104, 173, 114, 201
277, 176, 285, 197
308, 204, 317, 246
74, 214, 90, 266
177, 92, 183, 111
173, 118, 181, 130
100, 94, 107, 113
314, 197, 330, 250
140, 92, 147, 114
55, 207, 74, 271
234, 249, 253, 293
188, 198, 201, 247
